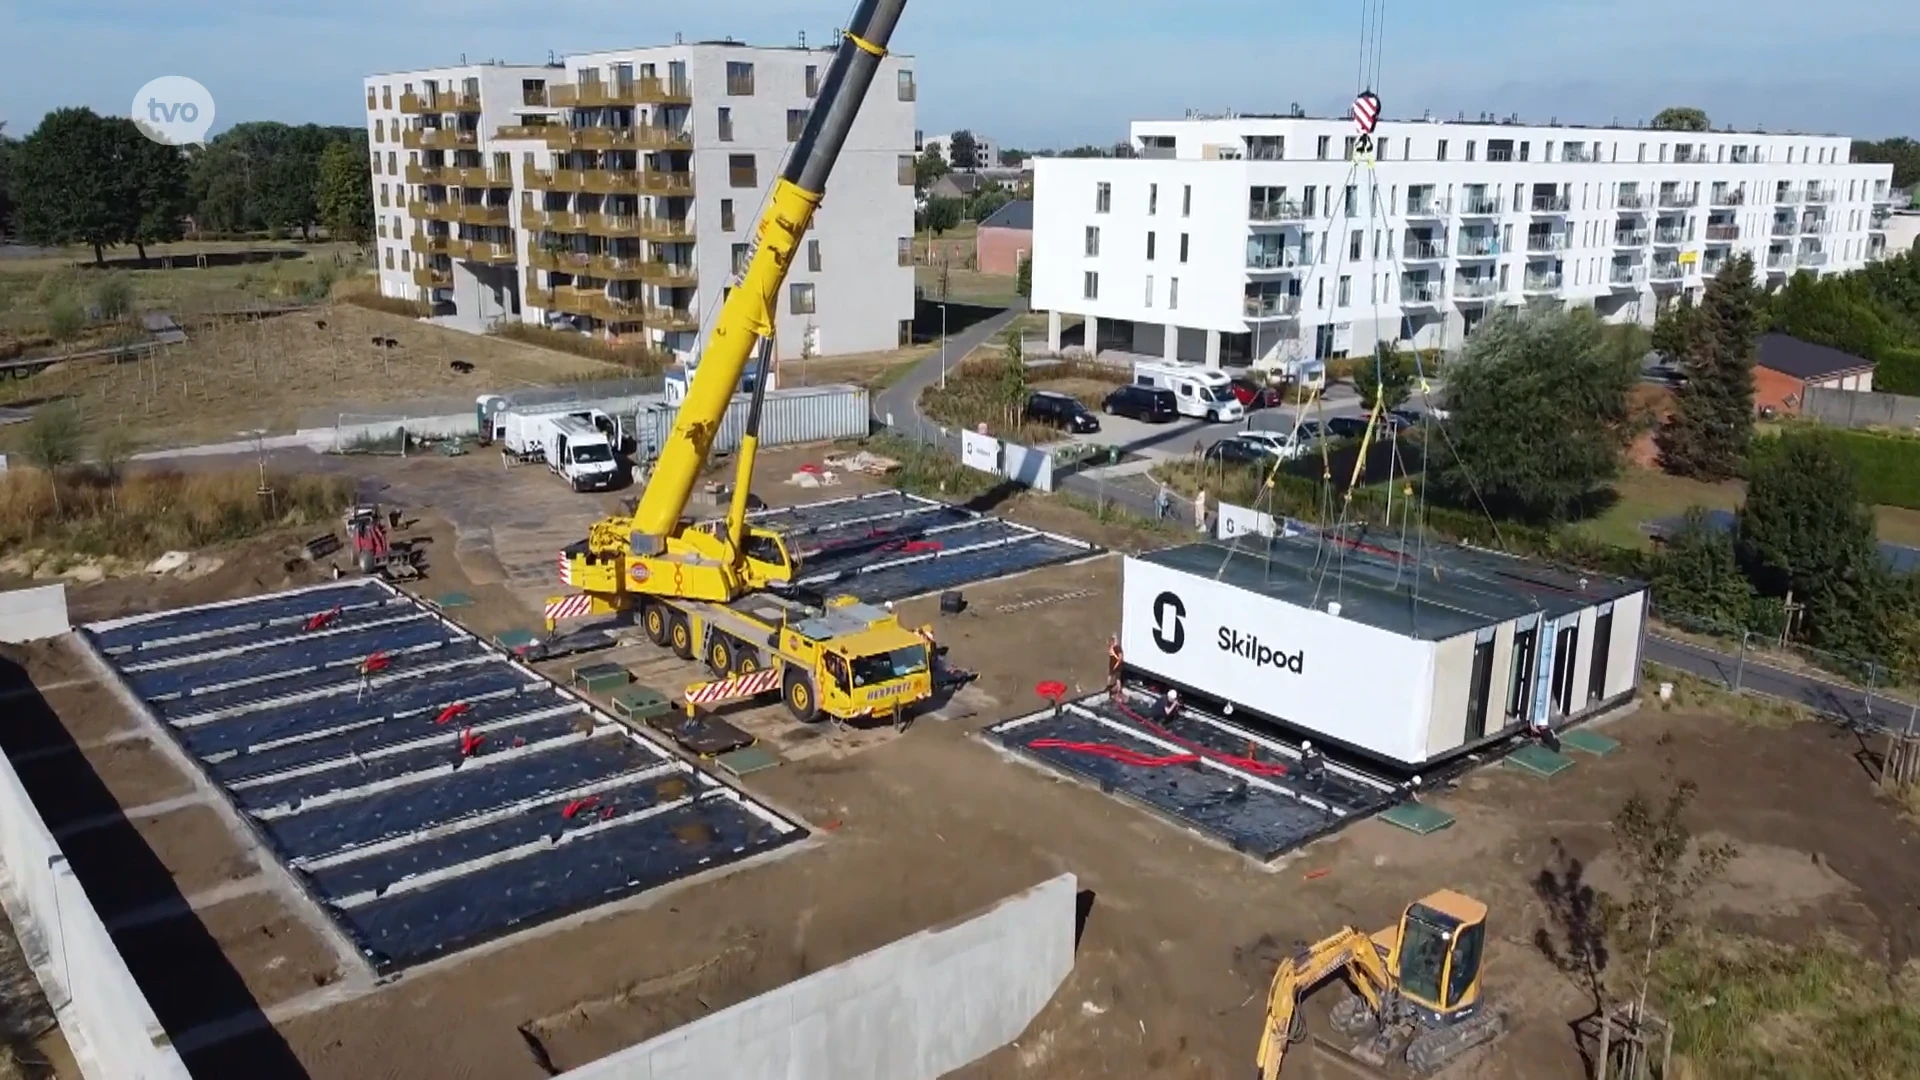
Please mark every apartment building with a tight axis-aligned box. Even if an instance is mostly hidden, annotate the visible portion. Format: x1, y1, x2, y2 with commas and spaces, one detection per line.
1031, 116, 1898, 367
919, 132, 998, 170
362, 42, 919, 362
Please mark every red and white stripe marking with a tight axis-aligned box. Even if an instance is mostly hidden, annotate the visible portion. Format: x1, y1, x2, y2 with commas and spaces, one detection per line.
557, 553, 573, 586
1351, 91, 1380, 134
544, 594, 596, 623
685, 667, 782, 706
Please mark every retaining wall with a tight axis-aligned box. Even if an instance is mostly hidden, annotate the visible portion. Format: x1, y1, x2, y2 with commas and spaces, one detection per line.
1802, 385, 1920, 430
0, 584, 69, 643
0, 657, 190, 1079
557, 872, 1078, 1080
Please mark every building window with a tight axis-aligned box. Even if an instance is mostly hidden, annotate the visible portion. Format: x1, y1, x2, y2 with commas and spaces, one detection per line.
898, 236, 911, 267
374, 119, 384, 141
1465, 140, 1476, 162
1349, 230, 1362, 260
1637, 142, 1646, 162
382, 86, 392, 109
1378, 137, 1391, 160
384, 247, 394, 269
1085, 226, 1100, 256
1169, 277, 1178, 309
367, 88, 377, 110
1083, 271, 1099, 300
731, 243, 750, 274
387, 151, 397, 173
790, 282, 816, 314
1317, 135, 1330, 160
1179, 233, 1189, 263
897, 69, 916, 101
1182, 185, 1191, 216
1344, 135, 1357, 160
1345, 186, 1358, 216
896, 154, 914, 185
729, 153, 757, 187
1337, 275, 1351, 306
1148, 183, 1158, 215
1316, 279, 1325, 308
805, 65, 820, 98
378, 218, 387, 238
400, 249, 410, 271
372, 153, 382, 174
787, 109, 807, 142
1144, 275, 1154, 307
1146, 232, 1156, 260
718, 107, 734, 141
1095, 182, 1111, 213
1520, 141, 1531, 162
380, 184, 390, 207
726, 61, 755, 95
808, 239, 822, 273
721, 199, 736, 231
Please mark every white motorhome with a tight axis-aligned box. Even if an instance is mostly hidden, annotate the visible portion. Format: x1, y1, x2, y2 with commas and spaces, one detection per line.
542, 415, 620, 492
1251, 354, 1327, 392
1130, 361, 1244, 422
494, 407, 621, 457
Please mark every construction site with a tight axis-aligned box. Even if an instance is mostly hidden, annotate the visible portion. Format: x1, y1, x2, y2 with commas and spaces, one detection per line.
5, 3, 1920, 1079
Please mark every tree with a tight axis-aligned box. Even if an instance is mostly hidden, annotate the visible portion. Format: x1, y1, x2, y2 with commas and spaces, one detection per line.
965, 185, 1011, 223
1602, 766, 1735, 1021
1015, 253, 1031, 298
947, 130, 978, 171
1656, 254, 1760, 479
1649, 295, 1695, 360
0, 123, 15, 238
919, 196, 963, 237
316, 141, 374, 244
913, 147, 949, 193
1434, 308, 1640, 524
1651, 508, 1753, 628
11, 107, 138, 264
1000, 323, 1028, 425
997, 148, 1027, 167
22, 401, 83, 515
1651, 107, 1709, 132
126, 125, 188, 261
1353, 346, 1415, 411
1735, 430, 1905, 659
1853, 136, 1920, 190
1768, 270, 1893, 361
259, 155, 318, 238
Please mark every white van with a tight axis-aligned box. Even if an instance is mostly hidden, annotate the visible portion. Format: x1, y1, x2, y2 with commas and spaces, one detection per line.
1130, 361, 1245, 422
542, 415, 621, 492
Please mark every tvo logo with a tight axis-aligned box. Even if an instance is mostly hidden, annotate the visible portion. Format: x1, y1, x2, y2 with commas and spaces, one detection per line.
131, 76, 216, 147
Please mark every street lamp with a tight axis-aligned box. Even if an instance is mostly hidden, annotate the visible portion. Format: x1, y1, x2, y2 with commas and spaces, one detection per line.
939, 301, 948, 390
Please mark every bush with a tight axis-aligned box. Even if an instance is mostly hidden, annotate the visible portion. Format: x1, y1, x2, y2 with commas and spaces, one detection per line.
337, 291, 427, 319
1824, 428, 1920, 509
0, 467, 353, 559
489, 322, 664, 371
45, 296, 86, 341
1875, 345, 1920, 396
92, 272, 135, 321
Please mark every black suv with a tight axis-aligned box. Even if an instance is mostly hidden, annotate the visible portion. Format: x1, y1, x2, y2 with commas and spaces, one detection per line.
1024, 390, 1101, 433
1101, 384, 1178, 423
1202, 437, 1273, 466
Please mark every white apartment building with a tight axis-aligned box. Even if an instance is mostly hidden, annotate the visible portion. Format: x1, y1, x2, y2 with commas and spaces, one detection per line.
919, 132, 998, 170
362, 42, 920, 362
1031, 116, 1899, 367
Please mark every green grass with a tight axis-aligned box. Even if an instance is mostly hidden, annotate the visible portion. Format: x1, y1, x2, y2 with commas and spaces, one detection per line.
915, 267, 1019, 306
1572, 468, 1745, 550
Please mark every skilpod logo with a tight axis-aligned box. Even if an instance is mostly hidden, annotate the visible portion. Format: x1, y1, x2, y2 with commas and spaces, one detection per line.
1149, 591, 1185, 653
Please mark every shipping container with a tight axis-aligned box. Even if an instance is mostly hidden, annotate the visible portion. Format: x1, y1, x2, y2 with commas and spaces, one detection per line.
1119, 534, 1648, 771
633, 384, 871, 461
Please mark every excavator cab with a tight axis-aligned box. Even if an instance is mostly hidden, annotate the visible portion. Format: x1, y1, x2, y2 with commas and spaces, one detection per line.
1385, 890, 1488, 1025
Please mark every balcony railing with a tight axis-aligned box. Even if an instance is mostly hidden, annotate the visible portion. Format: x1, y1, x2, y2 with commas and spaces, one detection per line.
525, 169, 694, 196
1458, 194, 1503, 215
1456, 235, 1499, 257
412, 266, 451, 289
401, 127, 477, 150
408, 234, 451, 255
526, 209, 589, 232
1771, 220, 1798, 237
1616, 192, 1651, 210
494, 123, 556, 141
1801, 218, 1832, 235
404, 164, 447, 185
1653, 227, 1687, 245
1803, 187, 1835, 204
541, 125, 694, 152
1765, 252, 1794, 270
1246, 250, 1309, 271
399, 91, 475, 114
1702, 258, 1728, 277
1775, 188, 1800, 204
528, 248, 593, 274
1609, 265, 1646, 287
1711, 189, 1746, 207
1248, 201, 1307, 222
1649, 262, 1683, 282
1705, 224, 1741, 242
408, 200, 458, 222
1613, 229, 1649, 247
1453, 277, 1498, 299
1798, 249, 1829, 266
453, 240, 516, 264
1561, 146, 1595, 163
449, 166, 513, 188
1657, 192, 1697, 209
1401, 280, 1442, 304
453, 203, 511, 226
1529, 194, 1572, 213
1243, 294, 1302, 318
1525, 233, 1569, 253
643, 305, 701, 331
1403, 239, 1446, 260
548, 77, 693, 108
1404, 197, 1450, 217
1874, 188, 1895, 205
1522, 272, 1562, 293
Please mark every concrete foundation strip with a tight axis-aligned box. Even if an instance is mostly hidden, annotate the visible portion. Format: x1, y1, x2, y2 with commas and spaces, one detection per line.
223, 703, 585, 791
146, 637, 457, 702
248, 727, 601, 820
115, 610, 429, 673
168, 656, 517, 728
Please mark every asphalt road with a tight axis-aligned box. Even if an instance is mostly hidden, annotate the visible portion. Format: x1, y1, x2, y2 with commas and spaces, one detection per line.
1643, 633, 1920, 735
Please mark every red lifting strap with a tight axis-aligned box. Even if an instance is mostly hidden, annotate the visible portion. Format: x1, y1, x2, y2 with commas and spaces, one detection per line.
562, 795, 601, 819
434, 702, 471, 726
458, 728, 485, 757
1110, 700, 1290, 778
359, 651, 392, 675
1028, 738, 1200, 769
303, 607, 342, 632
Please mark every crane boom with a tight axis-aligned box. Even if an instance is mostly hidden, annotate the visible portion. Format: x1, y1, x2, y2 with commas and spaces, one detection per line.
630, 0, 907, 552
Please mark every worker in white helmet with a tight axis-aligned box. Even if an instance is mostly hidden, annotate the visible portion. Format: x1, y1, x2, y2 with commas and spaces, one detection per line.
1299, 739, 1326, 787
1150, 687, 1181, 724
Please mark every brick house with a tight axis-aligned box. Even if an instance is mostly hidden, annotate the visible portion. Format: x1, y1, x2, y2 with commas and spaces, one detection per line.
974, 199, 1032, 276
1752, 333, 1876, 416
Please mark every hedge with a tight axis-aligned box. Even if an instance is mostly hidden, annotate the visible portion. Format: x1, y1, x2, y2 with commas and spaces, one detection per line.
1827, 428, 1920, 510
1876, 346, 1920, 397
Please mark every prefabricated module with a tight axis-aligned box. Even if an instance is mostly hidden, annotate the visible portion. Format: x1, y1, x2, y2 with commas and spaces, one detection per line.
1119, 533, 1648, 772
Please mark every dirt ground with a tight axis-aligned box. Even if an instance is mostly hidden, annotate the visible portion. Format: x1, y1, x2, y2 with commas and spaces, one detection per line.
7, 446, 1920, 1079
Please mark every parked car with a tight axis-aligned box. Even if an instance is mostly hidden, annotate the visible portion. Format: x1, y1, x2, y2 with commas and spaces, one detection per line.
1202, 437, 1275, 466
1232, 430, 1309, 461
1024, 390, 1101, 433
1229, 377, 1284, 410
1325, 416, 1371, 440
1101, 384, 1179, 423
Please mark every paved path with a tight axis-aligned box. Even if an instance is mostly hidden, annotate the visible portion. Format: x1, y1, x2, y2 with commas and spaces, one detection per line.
873, 301, 1028, 439
1643, 633, 1920, 735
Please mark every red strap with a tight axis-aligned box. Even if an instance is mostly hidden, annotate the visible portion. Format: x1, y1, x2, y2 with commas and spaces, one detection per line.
434, 702, 471, 725
458, 728, 485, 757
360, 650, 392, 675
1110, 700, 1290, 778
562, 796, 601, 819
1028, 738, 1201, 769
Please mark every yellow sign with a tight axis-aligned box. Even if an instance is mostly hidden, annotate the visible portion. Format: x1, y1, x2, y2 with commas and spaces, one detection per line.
1678, 251, 1699, 265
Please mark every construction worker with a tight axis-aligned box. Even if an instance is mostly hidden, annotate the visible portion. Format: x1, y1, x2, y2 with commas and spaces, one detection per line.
1299, 739, 1326, 787
1106, 634, 1124, 696
1150, 687, 1181, 724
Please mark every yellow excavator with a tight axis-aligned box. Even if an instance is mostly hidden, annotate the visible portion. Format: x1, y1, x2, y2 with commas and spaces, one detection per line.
1256, 889, 1506, 1077
551, 0, 933, 727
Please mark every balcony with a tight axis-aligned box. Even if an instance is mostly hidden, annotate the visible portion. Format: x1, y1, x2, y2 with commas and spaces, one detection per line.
1771, 220, 1798, 237
1711, 189, 1746, 208
635, 260, 698, 287
1874, 188, 1896, 205
1609, 264, 1646, 289
643, 305, 700, 331
408, 200, 459, 223
1649, 262, 1683, 283
1525, 233, 1569, 253
1765, 252, 1794, 271
1702, 257, 1727, 277
1616, 192, 1651, 211
1403, 238, 1446, 261
1400, 279, 1442, 306
409, 234, 452, 255
1775, 188, 1800, 205
1613, 229, 1649, 248
525, 169, 693, 196
1529, 194, 1572, 214
1657, 192, 1697, 210
1705, 223, 1741, 243
454, 240, 516, 264
548, 77, 693, 108
401, 127, 477, 151
1800, 218, 1832, 235
527, 248, 593, 274
1561, 146, 1595, 163
541, 125, 694, 152
1798, 249, 1829, 267
412, 266, 452, 289
1653, 226, 1687, 246
1246, 250, 1310, 273
1243, 294, 1302, 319
1456, 235, 1499, 258
449, 166, 513, 188
1453, 277, 1498, 300
1458, 194, 1503, 216
1522, 272, 1562, 294
1404, 197, 1450, 218
630, 215, 697, 242
399, 90, 476, 114
404, 164, 448, 185
452, 203, 511, 226
1248, 200, 1307, 223
526, 209, 589, 232
1804, 187, 1835, 204
494, 123, 558, 141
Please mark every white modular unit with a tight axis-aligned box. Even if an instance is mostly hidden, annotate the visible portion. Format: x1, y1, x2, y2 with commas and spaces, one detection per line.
633, 384, 870, 460
1121, 541, 1649, 771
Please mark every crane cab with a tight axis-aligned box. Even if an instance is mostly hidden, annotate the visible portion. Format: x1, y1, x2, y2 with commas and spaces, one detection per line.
1384, 889, 1488, 1026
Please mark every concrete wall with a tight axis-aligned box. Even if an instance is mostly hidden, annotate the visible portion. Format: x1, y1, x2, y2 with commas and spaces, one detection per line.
0, 681, 190, 1079
1802, 384, 1920, 429
0, 584, 69, 643
557, 873, 1077, 1080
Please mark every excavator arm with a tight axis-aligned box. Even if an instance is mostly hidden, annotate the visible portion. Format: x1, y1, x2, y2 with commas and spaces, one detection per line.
1254, 928, 1396, 1080
626, 0, 907, 557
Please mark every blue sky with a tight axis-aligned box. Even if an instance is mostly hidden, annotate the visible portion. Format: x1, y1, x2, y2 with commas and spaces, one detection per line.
5, 0, 1916, 146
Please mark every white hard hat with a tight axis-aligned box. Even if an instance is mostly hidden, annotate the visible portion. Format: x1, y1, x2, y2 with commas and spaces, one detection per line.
1300, 740, 1312, 751
1166, 688, 1179, 700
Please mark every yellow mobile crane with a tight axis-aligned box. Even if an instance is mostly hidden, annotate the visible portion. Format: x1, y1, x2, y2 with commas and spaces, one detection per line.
554, 0, 930, 726
1256, 890, 1506, 1077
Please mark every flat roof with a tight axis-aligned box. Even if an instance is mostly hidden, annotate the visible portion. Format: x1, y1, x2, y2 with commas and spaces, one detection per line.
1140, 529, 1645, 641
